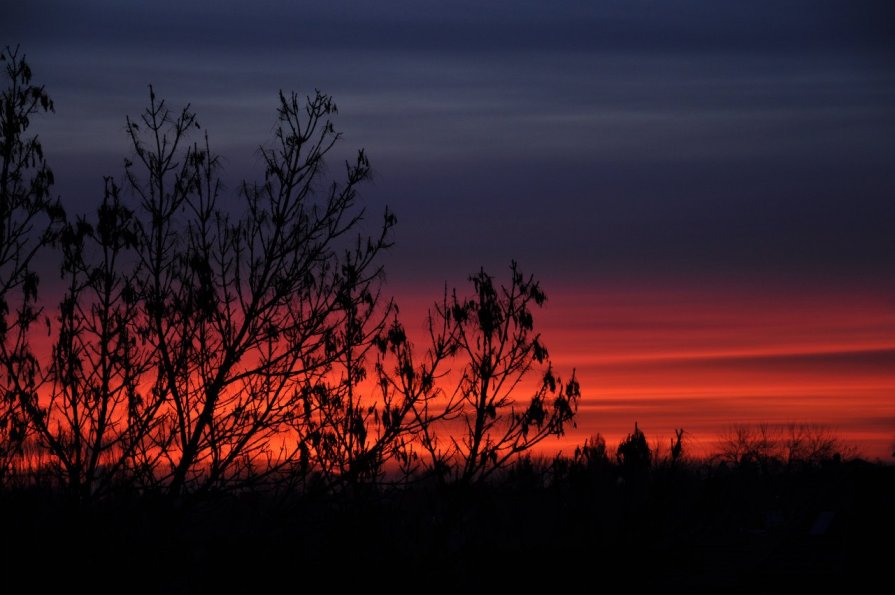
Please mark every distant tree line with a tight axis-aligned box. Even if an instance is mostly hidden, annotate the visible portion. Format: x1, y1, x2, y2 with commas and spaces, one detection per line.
0, 46, 580, 502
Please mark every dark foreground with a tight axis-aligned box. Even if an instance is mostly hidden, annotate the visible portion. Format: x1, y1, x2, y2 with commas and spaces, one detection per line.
1, 458, 892, 593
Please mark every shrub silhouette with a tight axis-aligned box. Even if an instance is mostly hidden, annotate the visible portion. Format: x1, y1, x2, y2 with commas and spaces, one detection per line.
616, 422, 651, 474
670, 427, 684, 465
576, 433, 610, 471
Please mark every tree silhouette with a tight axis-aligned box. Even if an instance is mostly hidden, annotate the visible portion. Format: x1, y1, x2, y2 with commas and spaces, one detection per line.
411, 262, 580, 484
0, 46, 62, 485
0, 51, 582, 497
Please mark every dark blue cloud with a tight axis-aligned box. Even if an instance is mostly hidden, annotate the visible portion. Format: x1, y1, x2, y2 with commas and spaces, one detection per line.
3, 1, 893, 287
7, 1, 895, 53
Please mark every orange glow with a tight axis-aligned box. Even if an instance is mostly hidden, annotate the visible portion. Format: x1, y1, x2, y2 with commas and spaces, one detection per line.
393, 279, 895, 460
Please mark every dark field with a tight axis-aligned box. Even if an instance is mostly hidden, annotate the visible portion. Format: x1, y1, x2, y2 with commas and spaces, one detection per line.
2, 457, 891, 593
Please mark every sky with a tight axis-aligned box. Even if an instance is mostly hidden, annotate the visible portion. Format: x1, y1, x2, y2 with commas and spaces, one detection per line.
4, 0, 894, 457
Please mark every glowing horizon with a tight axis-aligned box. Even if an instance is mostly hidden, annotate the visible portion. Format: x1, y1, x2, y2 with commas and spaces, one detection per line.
390, 278, 895, 460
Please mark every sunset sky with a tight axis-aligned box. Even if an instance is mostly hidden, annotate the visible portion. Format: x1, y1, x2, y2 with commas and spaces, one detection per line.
4, 1, 894, 457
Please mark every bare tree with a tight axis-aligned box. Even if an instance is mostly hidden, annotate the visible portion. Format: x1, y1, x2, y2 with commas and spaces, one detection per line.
781, 423, 852, 465
120, 88, 395, 495
717, 422, 851, 469
717, 423, 779, 468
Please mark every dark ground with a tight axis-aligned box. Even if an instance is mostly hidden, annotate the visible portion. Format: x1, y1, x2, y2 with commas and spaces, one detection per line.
1, 458, 891, 593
